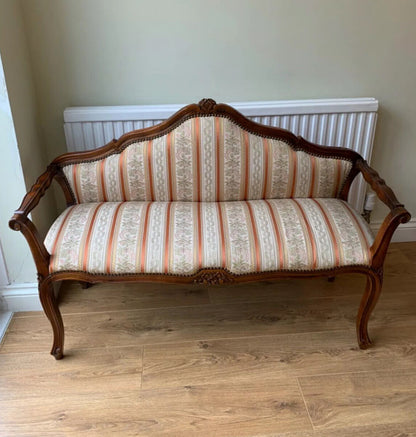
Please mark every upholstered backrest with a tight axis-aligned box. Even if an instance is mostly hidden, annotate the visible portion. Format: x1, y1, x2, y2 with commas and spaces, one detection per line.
62, 116, 352, 203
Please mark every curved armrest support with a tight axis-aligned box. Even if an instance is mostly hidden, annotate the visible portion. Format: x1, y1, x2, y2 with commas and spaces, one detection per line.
356, 159, 411, 267
9, 165, 58, 278
370, 207, 411, 268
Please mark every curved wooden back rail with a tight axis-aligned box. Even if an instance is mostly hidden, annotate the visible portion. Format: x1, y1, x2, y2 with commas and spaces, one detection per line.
9, 98, 411, 359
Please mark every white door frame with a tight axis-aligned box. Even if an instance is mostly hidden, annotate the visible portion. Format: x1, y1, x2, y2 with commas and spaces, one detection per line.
0, 241, 9, 287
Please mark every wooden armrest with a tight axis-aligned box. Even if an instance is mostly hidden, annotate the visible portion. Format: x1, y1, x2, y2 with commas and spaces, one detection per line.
9, 165, 58, 278
10, 165, 58, 220
356, 159, 406, 211
356, 159, 411, 267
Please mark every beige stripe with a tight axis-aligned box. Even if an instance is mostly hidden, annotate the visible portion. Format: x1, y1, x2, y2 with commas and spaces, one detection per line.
99, 160, 107, 202
48, 206, 77, 272
218, 202, 228, 269
119, 151, 128, 201
72, 164, 81, 203
170, 130, 178, 201
318, 200, 347, 264
192, 118, 198, 201
243, 132, 250, 200
262, 138, 269, 198
200, 202, 221, 268
163, 203, 172, 274
82, 203, 105, 271
292, 199, 316, 269
341, 201, 372, 264
146, 140, 154, 201
93, 161, 101, 201
166, 133, 173, 201
309, 156, 316, 197
133, 202, 150, 272
139, 202, 152, 272
312, 199, 341, 267
196, 202, 202, 269
333, 160, 342, 197
264, 200, 285, 269
106, 203, 124, 273
288, 150, 297, 198
217, 117, 224, 201
246, 202, 261, 271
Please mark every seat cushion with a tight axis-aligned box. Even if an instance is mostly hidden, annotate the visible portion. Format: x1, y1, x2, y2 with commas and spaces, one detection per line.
45, 199, 374, 276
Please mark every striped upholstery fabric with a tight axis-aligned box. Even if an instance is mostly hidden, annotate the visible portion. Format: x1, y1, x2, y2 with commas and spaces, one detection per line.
45, 199, 373, 275
62, 117, 352, 203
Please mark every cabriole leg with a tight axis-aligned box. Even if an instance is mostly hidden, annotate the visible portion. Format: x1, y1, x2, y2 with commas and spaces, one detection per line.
39, 279, 64, 359
357, 270, 383, 349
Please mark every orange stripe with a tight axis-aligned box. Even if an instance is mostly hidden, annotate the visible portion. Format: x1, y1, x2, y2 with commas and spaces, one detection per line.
334, 159, 342, 197
195, 118, 201, 202
147, 140, 154, 201
312, 199, 340, 267
105, 203, 124, 273
244, 131, 250, 200
217, 204, 226, 269
100, 160, 107, 201
167, 132, 173, 201
262, 138, 269, 199
293, 199, 317, 269
309, 156, 316, 197
265, 200, 284, 269
289, 150, 297, 198
246, 202, 261, 271
163, 203, 172, 274
197, 203, 203, 269
216, 117, 221, 201
82, 203, 104, 271
49, 206, 76, 272
72, 164, 81, 203
119, 151, 127, 201
140, 203, 152, 272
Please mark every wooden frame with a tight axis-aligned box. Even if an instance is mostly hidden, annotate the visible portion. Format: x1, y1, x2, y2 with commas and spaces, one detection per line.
9, 98, 411, 360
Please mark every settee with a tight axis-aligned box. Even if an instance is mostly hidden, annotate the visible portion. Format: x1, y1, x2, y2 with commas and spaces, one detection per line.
10, 98, 410, 359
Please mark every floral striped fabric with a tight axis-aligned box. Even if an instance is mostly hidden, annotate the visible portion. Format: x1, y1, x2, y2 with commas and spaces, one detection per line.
62, 117, 352, 203
45, 199, 373, 275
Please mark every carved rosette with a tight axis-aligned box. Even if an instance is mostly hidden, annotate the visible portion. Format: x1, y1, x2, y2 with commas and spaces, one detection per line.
193, 269, 234, 285
198, 98, 217, 113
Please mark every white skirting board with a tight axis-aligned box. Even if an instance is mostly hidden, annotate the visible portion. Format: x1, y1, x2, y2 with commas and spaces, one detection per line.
0, 311, 13, 344
371, 219, 416, 243
0, 282, 61, 312
0, 283, 41, 312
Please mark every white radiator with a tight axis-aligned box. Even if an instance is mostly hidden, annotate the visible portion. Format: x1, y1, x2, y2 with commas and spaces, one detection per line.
63, 98, 378, 212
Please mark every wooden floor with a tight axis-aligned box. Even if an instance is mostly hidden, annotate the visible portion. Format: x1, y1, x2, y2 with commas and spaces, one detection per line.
1, 242, 415, 436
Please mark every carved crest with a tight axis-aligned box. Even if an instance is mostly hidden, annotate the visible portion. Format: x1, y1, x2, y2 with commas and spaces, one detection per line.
193, 269, 234, 285
198, 98, 217, 113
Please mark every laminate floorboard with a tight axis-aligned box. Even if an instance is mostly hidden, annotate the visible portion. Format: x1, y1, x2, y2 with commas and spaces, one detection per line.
0, 297, 355, 354
0, 242, 415, 436
141, 326, 416, 390
298, 370, 416, 430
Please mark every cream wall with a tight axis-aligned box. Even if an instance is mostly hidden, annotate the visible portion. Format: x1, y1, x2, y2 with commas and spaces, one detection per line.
0, 55, 36, 285
0, 0, 56, 288
0, 0, 57, 236
15, 0, 416, 224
